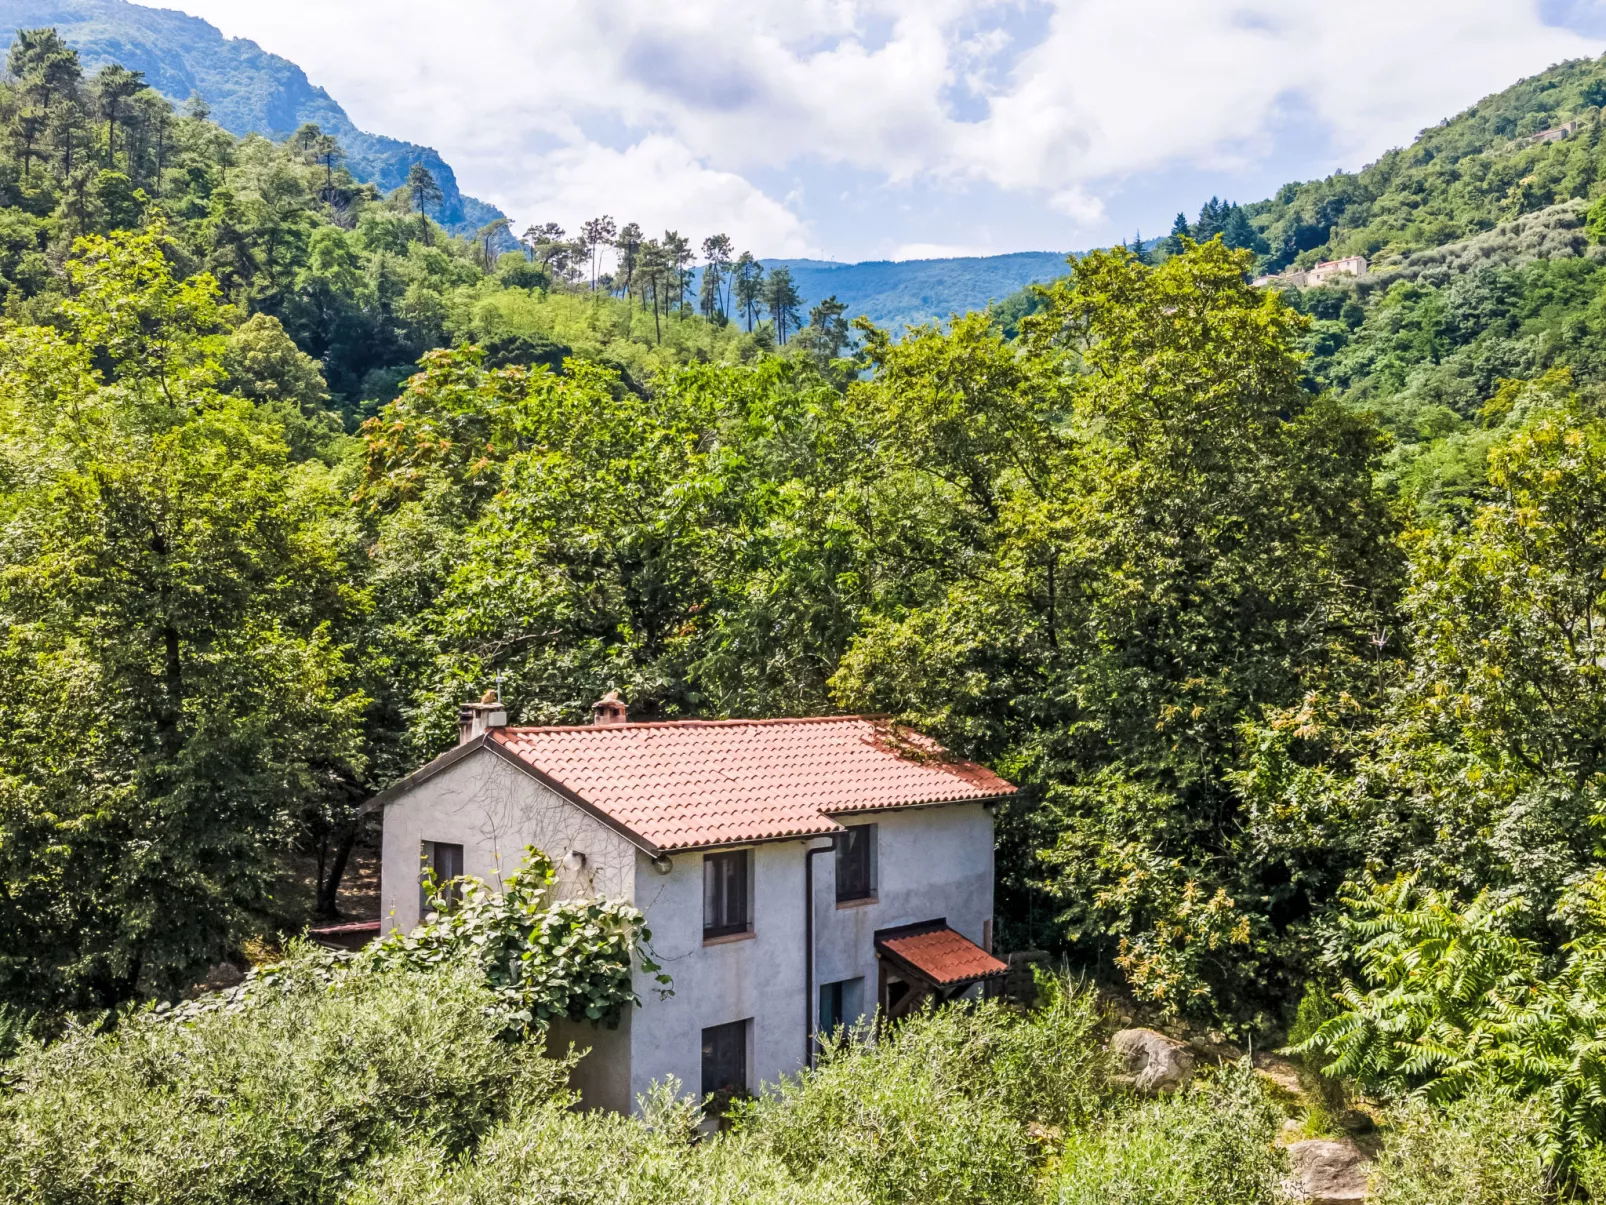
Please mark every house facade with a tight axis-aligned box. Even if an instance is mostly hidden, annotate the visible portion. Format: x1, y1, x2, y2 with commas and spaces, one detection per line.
374, 694, 1014, 1113
1253, 254, 1370, 290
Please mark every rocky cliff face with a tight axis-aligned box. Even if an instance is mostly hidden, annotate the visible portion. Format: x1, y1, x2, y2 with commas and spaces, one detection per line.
0, 0, 507, 235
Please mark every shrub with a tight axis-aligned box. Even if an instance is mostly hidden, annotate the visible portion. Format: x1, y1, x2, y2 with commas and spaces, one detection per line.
349, 1084, 870, 1205
1050, 1063, 1285, 1205
981, 970, 1113, 1131
345, 979, 1112, 1205
734, 992, 1108, 1205
1294, 873, 1606, 1165
0, 950, 565, 1205
1371, 1088, 1553, 1205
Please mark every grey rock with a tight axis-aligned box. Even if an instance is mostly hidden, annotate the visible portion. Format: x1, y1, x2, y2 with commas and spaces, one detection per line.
1110, 1028, 1196, 1095
1287, 1138, 1370, 1205
201, 962, 245, 990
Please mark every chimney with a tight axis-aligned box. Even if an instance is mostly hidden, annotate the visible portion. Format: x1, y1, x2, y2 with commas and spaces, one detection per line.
458, 690, 508, 745
591, 690, 628, 726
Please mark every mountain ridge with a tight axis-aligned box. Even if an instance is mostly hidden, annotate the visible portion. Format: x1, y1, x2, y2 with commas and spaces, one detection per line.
758, 250, 1072, 329
0, 0, 507, 235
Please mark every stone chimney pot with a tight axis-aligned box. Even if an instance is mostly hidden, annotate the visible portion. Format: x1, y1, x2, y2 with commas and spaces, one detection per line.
592, 690, 629, 726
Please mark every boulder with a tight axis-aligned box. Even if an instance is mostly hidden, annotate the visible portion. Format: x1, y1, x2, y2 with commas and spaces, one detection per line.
202, 961, 245, 990
1110, 1028, 1195, 1095
1287, 1138, 1370, 1205
1252, 1051, 1304, 1097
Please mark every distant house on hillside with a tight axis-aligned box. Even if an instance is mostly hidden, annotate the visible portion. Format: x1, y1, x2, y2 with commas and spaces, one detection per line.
371, 693, 1014, 1114
1253, 254, 1369, 290
1531, 121, 1579, 145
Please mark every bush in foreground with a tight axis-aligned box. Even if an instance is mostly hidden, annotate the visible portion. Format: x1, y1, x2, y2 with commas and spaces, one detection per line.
1051, 1062, 1285, 1205
1370, 1088, 1553, 1205
0, 954, 564, 1205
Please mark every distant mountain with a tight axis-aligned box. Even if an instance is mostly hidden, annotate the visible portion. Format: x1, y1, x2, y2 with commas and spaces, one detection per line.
761, 251, 1072, 330
0, 0, 507, 235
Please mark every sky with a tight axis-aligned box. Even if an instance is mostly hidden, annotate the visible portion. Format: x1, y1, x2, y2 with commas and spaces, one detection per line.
167, 1, 1606, 263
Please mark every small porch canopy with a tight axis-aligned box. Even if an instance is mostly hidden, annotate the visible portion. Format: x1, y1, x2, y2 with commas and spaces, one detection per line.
874, 920, 1008, 1022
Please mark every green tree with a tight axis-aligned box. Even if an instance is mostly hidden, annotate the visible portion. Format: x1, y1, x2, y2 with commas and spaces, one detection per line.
580, 214, 615, 292
734, 251, 764, 331
701, 232, 733, 317
405, 162, 442, 243
0, 228, 365, 1013
764, 266, 803, 344
1163, 211, 1191, 257
833, 240, 1399, 1016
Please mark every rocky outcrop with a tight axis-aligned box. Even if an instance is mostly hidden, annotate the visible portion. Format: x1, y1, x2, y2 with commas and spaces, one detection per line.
1110, 1028, 1196, 1095
1286, 1138, 1370, 1204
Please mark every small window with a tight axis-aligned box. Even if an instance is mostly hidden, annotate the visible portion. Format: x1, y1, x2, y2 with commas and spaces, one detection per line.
703, 850, 751, 939
421, 840, 464, 914
701, 1018, 749, 1108
835, 824, 876, 902
818, 977, 864, 1041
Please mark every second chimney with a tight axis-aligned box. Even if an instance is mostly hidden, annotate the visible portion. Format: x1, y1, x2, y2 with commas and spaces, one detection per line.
592, 690, 628, 726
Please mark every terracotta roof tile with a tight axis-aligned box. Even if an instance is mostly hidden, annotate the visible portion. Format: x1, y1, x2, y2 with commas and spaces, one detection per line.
877, 923, 1008, 986
489, 716, 1014, 851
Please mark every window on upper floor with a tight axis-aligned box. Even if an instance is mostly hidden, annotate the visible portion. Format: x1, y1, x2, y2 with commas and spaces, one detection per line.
835, 823, 876, 903
703, 849, 751, 940
420, 840, 464, 914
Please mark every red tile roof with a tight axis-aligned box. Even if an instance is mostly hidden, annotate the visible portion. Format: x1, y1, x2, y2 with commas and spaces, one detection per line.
487, 716, 1014, 852
877, 923, 1008, 986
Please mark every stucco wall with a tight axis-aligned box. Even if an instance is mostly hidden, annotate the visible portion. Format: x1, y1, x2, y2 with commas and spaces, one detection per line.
623, 801, 994, 1110
549, 1013, 634, 1114
381, 753, 996, 1116
379, 750, 640, 933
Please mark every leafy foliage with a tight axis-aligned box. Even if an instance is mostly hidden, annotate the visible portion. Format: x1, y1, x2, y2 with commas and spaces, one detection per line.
834, 240, 1397, 1018
1294, 872, 1606, 1167
1051, 1063, 1286, 1205
1370, 1088, 1555, 1205
0, 225, 367, 1013
0, 953, 566, 1205
370, 846, 668, 1033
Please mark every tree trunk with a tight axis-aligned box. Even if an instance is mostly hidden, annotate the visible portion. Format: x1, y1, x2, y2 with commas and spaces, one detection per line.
315, 818, 361, 919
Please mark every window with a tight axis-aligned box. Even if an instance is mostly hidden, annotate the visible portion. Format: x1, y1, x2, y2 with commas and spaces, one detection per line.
420, 840, 464, 914
818, 977, 864, 1040
835, 824, 876, 902
703, 850, 751, 939
701, 1019, 749, 1107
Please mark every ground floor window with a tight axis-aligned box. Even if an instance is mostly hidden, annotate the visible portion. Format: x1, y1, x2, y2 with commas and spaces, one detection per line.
701, 1018, 749, 1111
420, 840, 464, 914
818, 977, 864, 1042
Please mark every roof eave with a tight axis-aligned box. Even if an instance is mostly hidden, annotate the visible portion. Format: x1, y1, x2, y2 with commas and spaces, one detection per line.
362, 733, 665, 859
821, 790, 1017, 820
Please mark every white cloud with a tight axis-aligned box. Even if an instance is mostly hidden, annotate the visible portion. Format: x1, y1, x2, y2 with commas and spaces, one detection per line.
521, 136, 813, 257
169, 0, 1604, 256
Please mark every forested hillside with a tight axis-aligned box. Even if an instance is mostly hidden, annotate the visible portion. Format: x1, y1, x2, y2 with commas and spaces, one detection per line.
9, 23, 1606, 1203
0, 0, 505, 234
762, 251, 1072, 330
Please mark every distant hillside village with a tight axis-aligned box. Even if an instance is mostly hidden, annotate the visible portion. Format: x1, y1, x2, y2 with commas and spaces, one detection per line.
1252, 254, 1369, 290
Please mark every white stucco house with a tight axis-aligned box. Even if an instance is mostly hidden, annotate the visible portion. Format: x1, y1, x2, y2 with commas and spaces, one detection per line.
371, 692, 1015, 1113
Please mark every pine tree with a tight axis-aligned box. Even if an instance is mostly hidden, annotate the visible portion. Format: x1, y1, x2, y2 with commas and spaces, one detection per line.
1164, 212, 1192, 257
